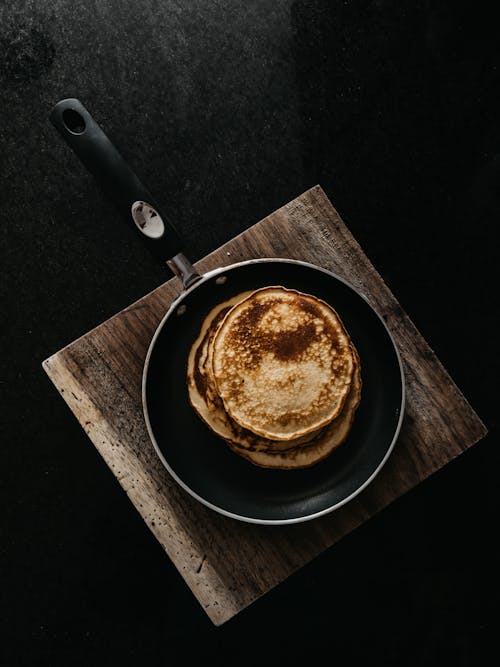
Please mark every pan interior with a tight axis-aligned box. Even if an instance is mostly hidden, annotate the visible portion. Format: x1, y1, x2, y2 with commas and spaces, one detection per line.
144, 260, 403, 523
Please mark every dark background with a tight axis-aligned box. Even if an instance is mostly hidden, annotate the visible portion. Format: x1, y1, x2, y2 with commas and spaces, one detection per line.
1, 1, 498, 664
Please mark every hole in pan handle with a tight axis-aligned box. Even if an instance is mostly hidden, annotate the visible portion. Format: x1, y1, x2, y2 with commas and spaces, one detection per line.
49, 98, 200, 288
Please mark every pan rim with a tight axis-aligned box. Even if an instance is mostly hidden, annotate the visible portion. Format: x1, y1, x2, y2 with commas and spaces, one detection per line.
142, 257, 406, 525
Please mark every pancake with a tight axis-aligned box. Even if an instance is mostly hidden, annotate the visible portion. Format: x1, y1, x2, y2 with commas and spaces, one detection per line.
226, 348, 362, 469
187, 291, 326, 453
211, 286, 355, 440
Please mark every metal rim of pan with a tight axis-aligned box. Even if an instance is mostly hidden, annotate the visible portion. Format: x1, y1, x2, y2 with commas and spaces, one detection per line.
142, 257, 406, 526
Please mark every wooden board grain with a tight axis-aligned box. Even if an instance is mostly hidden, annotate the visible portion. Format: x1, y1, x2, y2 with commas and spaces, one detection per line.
43, 186, 486, 625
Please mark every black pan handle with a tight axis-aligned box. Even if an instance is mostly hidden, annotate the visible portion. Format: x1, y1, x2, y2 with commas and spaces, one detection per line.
50, 98, 184, 264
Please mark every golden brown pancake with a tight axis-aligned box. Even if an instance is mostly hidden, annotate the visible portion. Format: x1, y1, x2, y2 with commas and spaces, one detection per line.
211, 286, 355, 440
187, 292, 326, 453
227, 349, 362, 469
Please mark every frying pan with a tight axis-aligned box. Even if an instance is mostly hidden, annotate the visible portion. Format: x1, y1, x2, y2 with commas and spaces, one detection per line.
50, 98, 405, 525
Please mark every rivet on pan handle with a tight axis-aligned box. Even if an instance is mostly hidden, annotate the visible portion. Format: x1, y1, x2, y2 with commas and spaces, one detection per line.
49, 98, 200, 288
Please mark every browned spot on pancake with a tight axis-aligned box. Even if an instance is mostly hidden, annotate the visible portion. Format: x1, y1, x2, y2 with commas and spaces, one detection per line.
296, 296, 323, 319
235, 300, 273, 330
275, 412, 293, 427
271, 319, 317, 361
223, 304, 343, 372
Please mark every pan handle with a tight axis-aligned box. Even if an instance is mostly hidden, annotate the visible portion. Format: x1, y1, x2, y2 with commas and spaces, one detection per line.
50, 98, 200, 287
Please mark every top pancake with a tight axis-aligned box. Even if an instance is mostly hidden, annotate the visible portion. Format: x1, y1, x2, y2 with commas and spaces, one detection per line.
186, 291, 327, 453
211, 286, 355, 440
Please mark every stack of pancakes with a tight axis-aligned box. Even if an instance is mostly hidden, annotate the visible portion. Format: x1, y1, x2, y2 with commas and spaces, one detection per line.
187, 286, 361, 469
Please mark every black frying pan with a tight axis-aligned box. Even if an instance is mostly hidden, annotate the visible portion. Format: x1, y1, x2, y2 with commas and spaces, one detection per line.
50, 98, 405, 525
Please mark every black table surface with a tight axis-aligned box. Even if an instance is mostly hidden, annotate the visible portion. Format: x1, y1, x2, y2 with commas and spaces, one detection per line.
1, 2, 497, 665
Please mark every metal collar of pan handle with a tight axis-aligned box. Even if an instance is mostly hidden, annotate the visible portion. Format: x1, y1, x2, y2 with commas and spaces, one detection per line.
129, 198, 201, 289
167, 252, 202, 289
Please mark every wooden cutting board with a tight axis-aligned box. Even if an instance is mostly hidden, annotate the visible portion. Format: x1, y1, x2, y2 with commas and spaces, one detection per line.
43, 186, 486, 625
